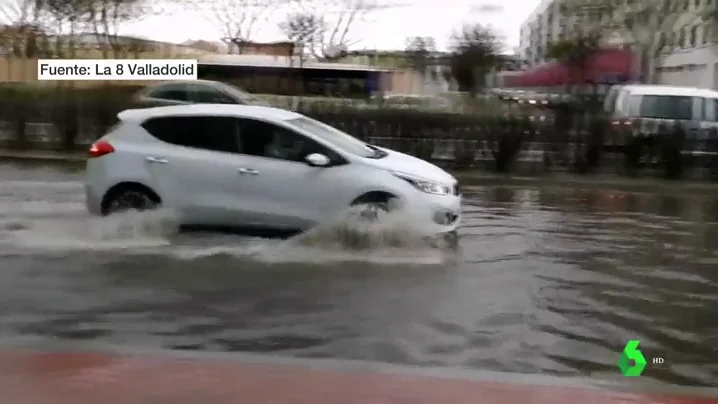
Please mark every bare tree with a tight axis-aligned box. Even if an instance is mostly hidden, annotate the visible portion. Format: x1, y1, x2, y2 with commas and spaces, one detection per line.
0, 0, 45, 56
86, 0, 155, 57
196, 0, 277, 54
278, 12, 323, 66
547, 0, 614, 88
449, 23, 502, 94
404, 36, 436, 77
0, 0, 36, 25
39, 0, 94, 57
616, 0, 681, 84
291, 0, 382, 60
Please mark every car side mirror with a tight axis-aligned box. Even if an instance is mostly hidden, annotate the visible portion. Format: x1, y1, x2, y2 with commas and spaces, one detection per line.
305, 153, 331, 167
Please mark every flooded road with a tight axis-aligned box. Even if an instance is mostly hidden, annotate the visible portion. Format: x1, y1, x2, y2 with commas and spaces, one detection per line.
0, 163, 716, 388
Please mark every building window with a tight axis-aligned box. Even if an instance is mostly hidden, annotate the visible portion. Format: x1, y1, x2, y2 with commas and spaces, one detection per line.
704, 25, 711, 44
657, 32, 667, 51
690, 26, 697, 47
679, 27, 686, 47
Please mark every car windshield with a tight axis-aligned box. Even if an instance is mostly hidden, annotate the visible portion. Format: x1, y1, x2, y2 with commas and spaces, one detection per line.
285, 117, 378, 158
638, 95, 693, 120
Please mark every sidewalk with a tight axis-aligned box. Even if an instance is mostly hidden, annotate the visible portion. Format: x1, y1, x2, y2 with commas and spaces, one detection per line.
0, 149, 86, 163
1, 349, 716, 404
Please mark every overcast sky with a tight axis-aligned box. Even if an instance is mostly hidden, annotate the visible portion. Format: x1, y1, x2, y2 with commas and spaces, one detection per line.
120, 0, 541, 51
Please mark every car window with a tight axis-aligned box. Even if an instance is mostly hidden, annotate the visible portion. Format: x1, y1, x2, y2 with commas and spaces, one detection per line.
285, 117, 375, 158
189, 84, 239, 104
704, 98, 718, 122
146, 83, 190, 102
141, 116, 240, 153
236, 118, 330, 162
695, 97, 705, 120
637, 95, 693, 120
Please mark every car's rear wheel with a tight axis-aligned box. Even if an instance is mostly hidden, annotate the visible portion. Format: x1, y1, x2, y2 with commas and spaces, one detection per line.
102, 186, 159, 215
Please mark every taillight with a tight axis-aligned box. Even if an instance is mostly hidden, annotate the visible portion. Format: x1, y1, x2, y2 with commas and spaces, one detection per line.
610, 119, 632, 127
88, 140, 114, 158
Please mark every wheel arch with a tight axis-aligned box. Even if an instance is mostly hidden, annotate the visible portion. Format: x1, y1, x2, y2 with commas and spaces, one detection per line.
100, 181, 161, 215
350, 190, 400, 206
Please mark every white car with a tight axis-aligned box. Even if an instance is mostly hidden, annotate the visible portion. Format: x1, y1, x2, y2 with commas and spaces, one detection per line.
84, 104, 462, 237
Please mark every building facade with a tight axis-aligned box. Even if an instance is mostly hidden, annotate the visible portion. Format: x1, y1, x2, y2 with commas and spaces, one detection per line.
519, 0, 566, 67
654, 4, 718, 89
519, 0, 718, 89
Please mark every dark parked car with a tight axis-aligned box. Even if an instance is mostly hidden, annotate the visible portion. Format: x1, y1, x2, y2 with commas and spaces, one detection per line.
132, 79, 269, 107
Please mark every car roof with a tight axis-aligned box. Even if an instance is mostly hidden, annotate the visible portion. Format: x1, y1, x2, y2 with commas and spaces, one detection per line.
621, 84, 718, 98
146, 79, 229, 87
117, 104, 304, 122
138, 80, 249, 95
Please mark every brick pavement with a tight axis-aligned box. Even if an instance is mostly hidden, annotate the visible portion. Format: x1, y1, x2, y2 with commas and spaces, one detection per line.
1, 351, 716, 404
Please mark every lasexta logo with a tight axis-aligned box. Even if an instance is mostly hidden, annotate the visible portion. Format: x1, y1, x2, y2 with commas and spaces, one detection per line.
618, 340, 647, 376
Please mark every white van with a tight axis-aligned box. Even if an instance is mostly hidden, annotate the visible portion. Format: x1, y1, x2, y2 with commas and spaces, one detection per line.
603, 84, 718, 140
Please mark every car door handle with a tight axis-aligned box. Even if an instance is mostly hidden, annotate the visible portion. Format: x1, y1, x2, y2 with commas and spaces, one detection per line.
145, 156, 168, 164
237, 167, 259, 175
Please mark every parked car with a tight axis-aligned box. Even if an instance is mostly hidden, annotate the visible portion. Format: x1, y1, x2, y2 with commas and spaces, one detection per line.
85, 104, 462, 237
132, 79, 269, 107
603, 84, 718, 138
377, 94, 452, 110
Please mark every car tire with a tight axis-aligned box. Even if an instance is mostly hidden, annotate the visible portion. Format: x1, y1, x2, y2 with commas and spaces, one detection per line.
103, 187, 158, 215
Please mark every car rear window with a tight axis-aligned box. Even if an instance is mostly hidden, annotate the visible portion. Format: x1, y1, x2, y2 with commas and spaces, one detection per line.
637, 95, 693, 120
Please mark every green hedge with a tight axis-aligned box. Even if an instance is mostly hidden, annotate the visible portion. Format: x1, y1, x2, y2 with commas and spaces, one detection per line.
0, 84, 711, 179
0, 83, 540, 143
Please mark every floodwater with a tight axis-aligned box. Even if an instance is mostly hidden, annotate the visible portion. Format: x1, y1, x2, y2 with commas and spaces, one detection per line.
0, 163, 716, 388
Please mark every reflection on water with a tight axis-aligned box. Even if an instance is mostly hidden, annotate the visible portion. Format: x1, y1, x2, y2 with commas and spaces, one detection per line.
0, 171, 716, 388
457, 186, 718, 386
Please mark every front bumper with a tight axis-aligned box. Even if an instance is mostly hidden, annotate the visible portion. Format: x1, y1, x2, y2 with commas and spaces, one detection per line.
406, 191, 462, 235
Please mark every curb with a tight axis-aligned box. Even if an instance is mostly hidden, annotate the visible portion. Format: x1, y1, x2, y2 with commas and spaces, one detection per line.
1, 347, 717, 403
0, 150, 86, 163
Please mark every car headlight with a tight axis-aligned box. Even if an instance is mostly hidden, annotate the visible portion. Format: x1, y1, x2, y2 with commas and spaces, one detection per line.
392, 172, 452, 195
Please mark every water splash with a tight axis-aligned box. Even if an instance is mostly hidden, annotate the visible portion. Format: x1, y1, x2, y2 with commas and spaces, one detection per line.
0, 175, 456, 265
246, 205, 453, 264
1, 208, 178, 252
166, 205, 455, 265
287, 204, 438, 250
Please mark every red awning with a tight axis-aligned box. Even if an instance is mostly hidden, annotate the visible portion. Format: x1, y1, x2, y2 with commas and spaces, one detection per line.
505, 48, 633, 87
